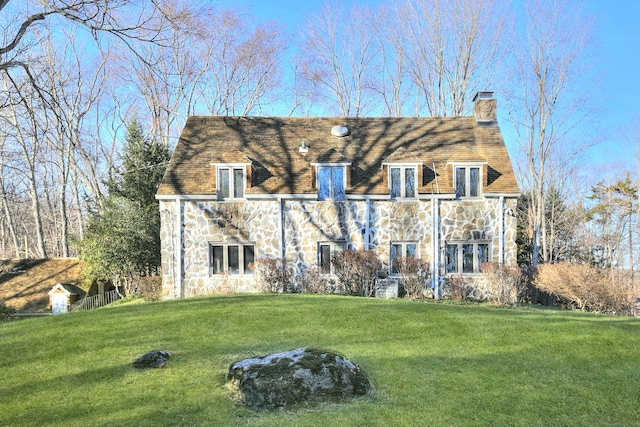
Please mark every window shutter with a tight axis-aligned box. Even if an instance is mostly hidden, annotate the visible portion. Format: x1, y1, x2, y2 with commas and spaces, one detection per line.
483, 165, 487, 188
311, 165, 317, 189
382, 165, 388, 188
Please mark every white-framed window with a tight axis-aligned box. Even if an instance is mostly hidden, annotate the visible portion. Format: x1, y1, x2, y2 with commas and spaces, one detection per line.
317, 166, 346, 200
390, 241, 418, 275
389, 166, 417, 199
445, 241, 490, 274
318, 241, 346, 274
209, 243, 255, 275
216, 165, 246, 200
454, 165, 482, 198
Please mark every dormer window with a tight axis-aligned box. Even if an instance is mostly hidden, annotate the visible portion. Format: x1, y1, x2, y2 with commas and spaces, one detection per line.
382, 148, 422, 200
389, 166, 416, 199
212, 161, 250, 201
317, 166, 346, 200
311, 150, 351, 201
218, 167, 244, 199
211, 151, 252, 201
453, 164, 483, 198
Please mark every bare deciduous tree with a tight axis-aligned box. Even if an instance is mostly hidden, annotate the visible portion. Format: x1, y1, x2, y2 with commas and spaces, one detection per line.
398, 0, 508, 116
506, 0, 596, 265
371, 4, 410, 117
122, 5, 287, 146
201, 13, 286, 116
0, 73, 48, 257
298, 2, 380, 116
39, 26, 117, 254
0, 0, 169, 110
0, 135, 20, 258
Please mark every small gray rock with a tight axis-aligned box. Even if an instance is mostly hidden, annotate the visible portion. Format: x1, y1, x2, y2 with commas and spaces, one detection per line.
226, 347, 371, 410
133, 350, 172, 369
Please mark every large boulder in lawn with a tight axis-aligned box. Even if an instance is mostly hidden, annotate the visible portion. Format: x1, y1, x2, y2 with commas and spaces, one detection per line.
133, 350, 172, 369
226, 347, 371, 410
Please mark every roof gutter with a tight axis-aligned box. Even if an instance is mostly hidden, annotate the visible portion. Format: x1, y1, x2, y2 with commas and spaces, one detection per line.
156, 193, 461, 201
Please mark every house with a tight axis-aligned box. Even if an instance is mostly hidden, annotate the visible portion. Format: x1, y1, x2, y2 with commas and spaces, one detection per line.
156, 92, 519, 299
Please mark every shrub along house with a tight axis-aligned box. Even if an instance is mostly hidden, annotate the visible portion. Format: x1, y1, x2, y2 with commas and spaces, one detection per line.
156, 92, 519, 299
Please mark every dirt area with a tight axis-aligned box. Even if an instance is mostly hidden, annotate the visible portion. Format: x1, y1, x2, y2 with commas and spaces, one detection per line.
0, 259, 85, 312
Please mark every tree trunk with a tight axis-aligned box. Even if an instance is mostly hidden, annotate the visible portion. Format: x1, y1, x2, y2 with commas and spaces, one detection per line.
59, 178, 69, 258
72, 174, 84, 241
0, 166, 20, 258
27, 173, 47, 258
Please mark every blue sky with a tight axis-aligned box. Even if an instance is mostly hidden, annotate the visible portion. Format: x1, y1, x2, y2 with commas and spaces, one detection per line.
584, 0, 640, 172
216, 0, 639, 176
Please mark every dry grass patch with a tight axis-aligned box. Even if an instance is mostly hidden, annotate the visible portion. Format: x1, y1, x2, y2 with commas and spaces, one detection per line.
0, 258, 84, 312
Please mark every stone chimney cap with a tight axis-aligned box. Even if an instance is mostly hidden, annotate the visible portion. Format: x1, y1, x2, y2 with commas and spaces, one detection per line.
473, 91, 494, 101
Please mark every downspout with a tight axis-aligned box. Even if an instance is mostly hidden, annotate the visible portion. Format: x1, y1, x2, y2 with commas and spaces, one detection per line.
175, 198, 183, 298
364, 197, 370, 251
499, 196, 505, 264
432, 197, 440, 299
278, 197, 284, 259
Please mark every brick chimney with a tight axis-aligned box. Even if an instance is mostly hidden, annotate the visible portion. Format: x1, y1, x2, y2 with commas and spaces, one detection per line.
472, 91, 497, 125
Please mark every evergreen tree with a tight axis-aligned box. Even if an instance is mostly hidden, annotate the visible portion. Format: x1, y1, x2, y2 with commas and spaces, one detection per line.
79, 118, 171, 294
587, 175, 638, 274
108, 119, 170, 207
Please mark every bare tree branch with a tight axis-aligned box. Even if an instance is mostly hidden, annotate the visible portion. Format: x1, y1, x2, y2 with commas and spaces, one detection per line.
0, 13, 47, 55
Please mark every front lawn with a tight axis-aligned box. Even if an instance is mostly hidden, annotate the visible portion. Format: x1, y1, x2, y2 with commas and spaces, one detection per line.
1, 295, 638, 426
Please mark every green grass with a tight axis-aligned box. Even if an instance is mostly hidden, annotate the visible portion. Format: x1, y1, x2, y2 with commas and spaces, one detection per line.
1, 295, 638, 426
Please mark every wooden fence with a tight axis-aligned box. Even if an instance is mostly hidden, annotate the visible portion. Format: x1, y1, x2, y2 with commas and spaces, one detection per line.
71, 290, 120, 311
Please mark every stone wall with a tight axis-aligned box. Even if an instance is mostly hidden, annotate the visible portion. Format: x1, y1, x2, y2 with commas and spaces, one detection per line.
281, 200, 433, 269
159, 196, 518, 298
440, 198, 518, 264
160, 199, 281, 297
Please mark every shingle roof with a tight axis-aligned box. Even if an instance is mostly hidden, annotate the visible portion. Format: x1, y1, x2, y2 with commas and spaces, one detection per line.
312, 148, 351, 164
382, 147, 424, 164
48, 283, 85, 296
157, 116, 519, 197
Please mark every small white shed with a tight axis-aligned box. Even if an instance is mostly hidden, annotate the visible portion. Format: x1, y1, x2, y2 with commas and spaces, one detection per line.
49, 283, 84, 315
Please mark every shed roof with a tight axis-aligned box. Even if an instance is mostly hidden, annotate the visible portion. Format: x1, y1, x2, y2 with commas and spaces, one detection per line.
48, 283, 85, 296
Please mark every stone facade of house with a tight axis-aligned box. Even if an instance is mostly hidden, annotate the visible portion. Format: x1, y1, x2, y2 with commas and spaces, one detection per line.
156, 92, 520, 299
159, 196, 517, 298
